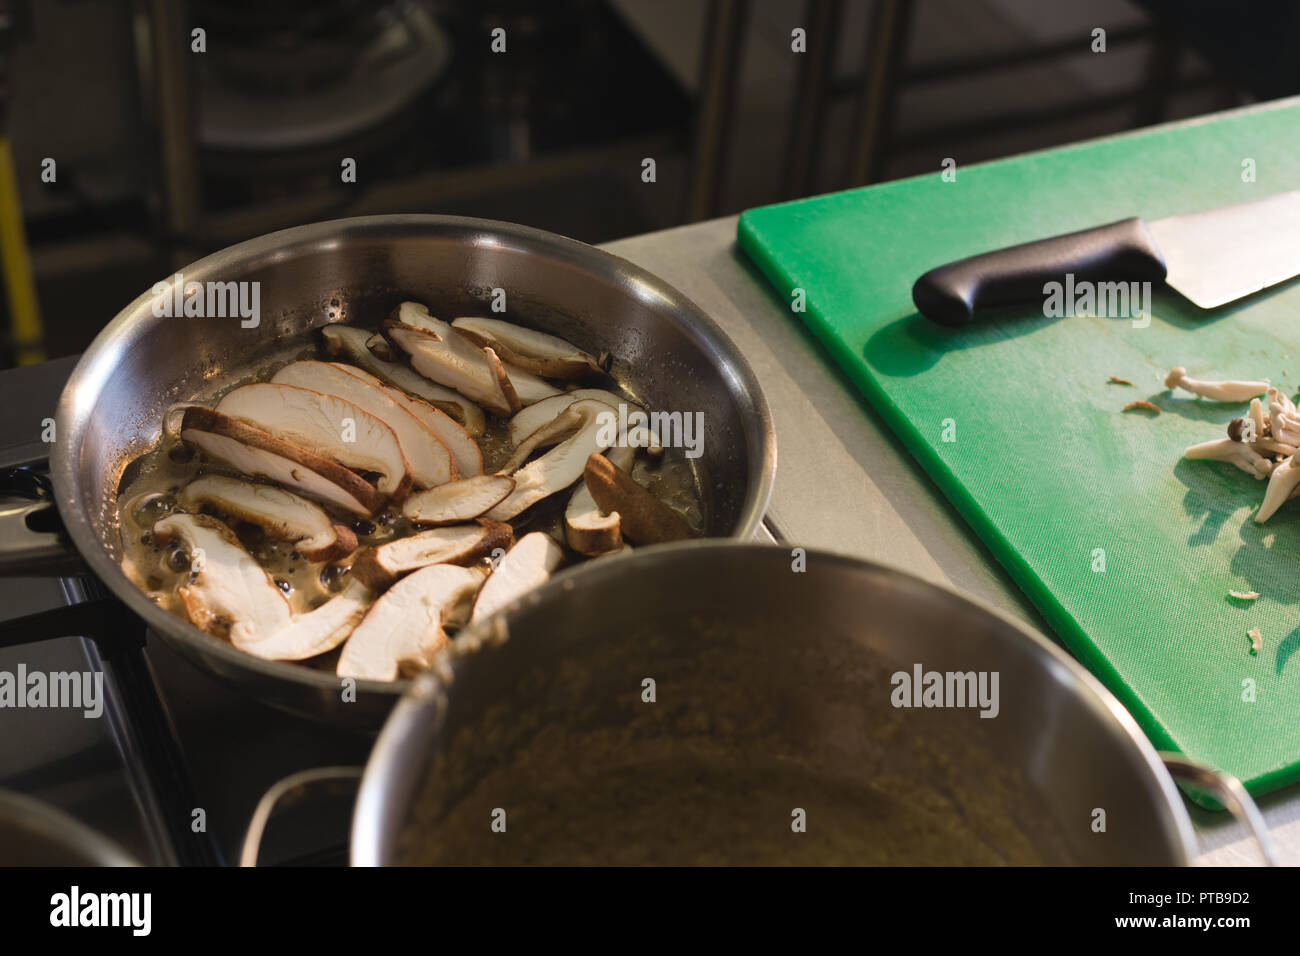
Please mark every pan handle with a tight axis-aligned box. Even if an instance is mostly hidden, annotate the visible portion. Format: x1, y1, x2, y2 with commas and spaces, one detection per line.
1159, 752, 1280, 866
240, 766, 364, 867
0, 468, 87, 577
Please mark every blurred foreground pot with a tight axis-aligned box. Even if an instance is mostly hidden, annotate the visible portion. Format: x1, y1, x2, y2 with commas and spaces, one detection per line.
352, 544, 1273, 866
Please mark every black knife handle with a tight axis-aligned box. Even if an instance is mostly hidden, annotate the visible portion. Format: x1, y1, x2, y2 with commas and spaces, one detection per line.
912, 217, 1168, 327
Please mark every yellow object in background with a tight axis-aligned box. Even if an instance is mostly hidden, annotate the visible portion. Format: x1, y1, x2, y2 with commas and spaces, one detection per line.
0, 137, 45, 364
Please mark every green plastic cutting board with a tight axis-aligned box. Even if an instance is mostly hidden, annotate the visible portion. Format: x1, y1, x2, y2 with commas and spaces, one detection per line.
739, 99, 1300, 796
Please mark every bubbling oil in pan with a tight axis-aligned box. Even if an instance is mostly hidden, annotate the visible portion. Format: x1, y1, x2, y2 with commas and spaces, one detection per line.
117, 322, 708, 673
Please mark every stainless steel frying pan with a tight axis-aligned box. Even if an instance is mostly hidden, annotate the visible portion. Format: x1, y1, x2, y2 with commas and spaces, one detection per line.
0, 216, 776, 725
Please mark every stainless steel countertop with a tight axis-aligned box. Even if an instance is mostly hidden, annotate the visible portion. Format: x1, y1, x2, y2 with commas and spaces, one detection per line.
603, 216, 1298, 867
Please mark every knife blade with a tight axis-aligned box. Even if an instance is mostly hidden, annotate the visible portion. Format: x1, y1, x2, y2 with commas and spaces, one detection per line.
912, 189, 1300, 327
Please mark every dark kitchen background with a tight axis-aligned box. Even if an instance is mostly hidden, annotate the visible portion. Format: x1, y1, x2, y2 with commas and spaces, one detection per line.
0, 0, 1296, 368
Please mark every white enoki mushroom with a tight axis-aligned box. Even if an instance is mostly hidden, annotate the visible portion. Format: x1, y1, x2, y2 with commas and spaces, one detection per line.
1249, 397, 1268, 442
1173, 374, 1300, 644
1165, 367, 1269, 402
1184, 437, 1272, 479
1272, 409, 1300, 447
1268, 386, 1296, 418
1256, 436, 1298, 457
1256, 455, 1300, 522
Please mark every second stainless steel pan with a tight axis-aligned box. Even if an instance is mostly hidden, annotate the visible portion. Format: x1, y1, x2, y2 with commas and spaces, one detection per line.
352, 544, 1275, 866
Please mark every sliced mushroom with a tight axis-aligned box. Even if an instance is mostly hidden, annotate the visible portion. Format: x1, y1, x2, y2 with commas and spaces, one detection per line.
1257, 456, 1300, 522
154, 513, 372, 661
351, 519, 513, 588
508, 389, 627, 445
363, 331, 396, 362
452, 316, 604, 380
177, 474, 356, 561
402, 475, 516, 526
329, 363, 482, 477
564, 442, 637, 556
238, 578, 372, 661
583, 452, 696, 544
338, 564, 486, 681
320, 324, 487, 435
383, 303, 560, 416
1184, 436, 1272, 479
385, 318, 513, 417
389, 299, 445, 335
152, 513, 291, 644
470, 532, 564, 625
503, 370, 562, 406
485, 346, 522, 414
565, 473, 625, 555
216, 382, 412, 499
177, 406, 385, 515
271, 361, 454, 488
564, 508, 621, 557
497, 399, 593, 474
1165, 367, 1269, 402
487, 399, 612, 521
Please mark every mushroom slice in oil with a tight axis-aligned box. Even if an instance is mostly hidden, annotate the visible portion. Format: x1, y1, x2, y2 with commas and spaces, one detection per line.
337, 564, 485, 681
470, 532, 564, 625
583, 452, 696, 545
320, 324, 487, 435
383, 302, 560, 416
402, 475, 516, 526
488, 399, 612, 522
452, 316, 604, 380
351, 519, 513, 588
177, 406, 386, 515
177, 474, 357, 562
271, 360, 454, 488
216, 382, 413, 499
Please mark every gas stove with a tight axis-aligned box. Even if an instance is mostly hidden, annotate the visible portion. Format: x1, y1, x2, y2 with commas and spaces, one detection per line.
0, 356, 373, 866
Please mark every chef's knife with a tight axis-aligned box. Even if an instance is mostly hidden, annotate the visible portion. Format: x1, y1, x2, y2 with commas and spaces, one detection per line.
912, 189, 1300, 327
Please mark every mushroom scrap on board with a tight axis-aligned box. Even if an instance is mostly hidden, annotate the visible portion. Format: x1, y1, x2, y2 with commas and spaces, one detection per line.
121, 302, 701, 682
1172, 367, 1300, 655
